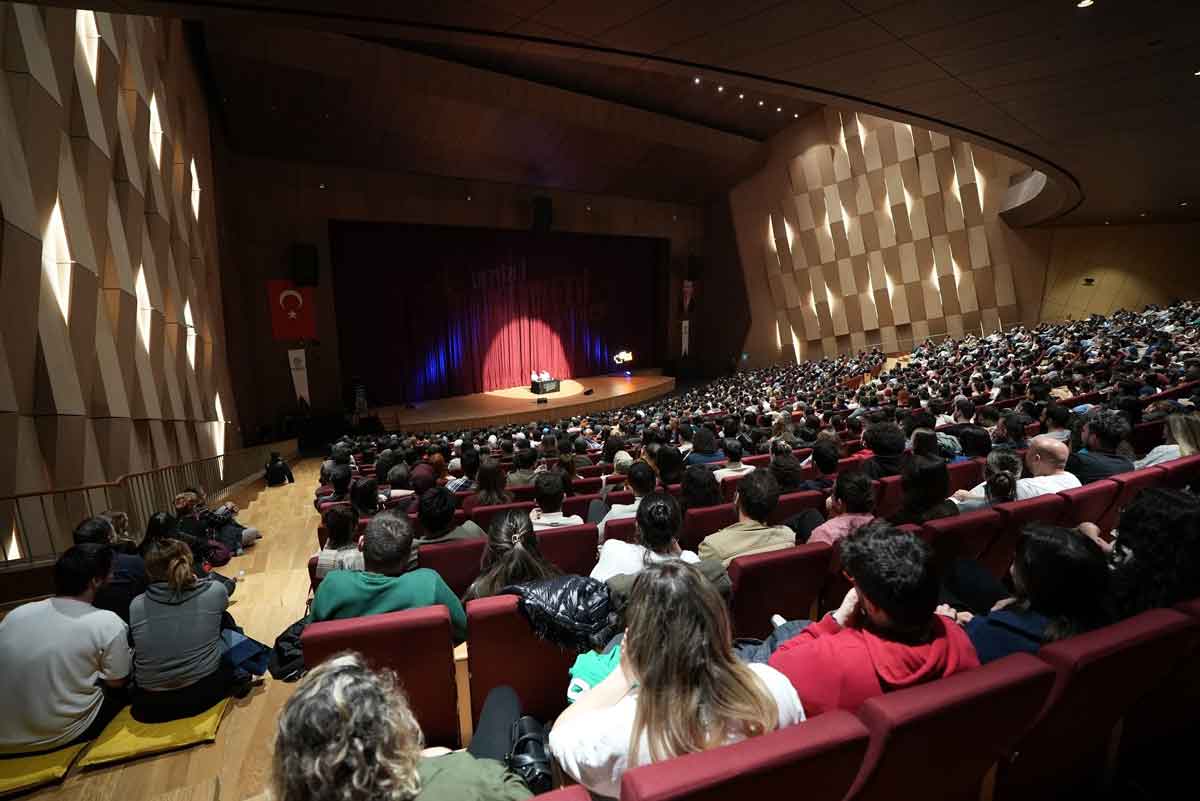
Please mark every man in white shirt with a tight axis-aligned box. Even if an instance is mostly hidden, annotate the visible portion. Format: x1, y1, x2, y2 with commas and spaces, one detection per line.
529, 472, 584, 530
953, 435, 1080, 508
712, 438, 756, 484
596, 462, 657, 541
0, 545, 132, 754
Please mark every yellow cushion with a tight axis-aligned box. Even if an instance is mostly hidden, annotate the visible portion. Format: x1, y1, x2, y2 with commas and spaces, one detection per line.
0, 743, 87, 796
78, 700, 231, 768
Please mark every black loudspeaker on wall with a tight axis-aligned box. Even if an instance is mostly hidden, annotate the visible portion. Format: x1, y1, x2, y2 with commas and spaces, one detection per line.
290, 243, 320, 286
583, 388, 594, 395
532, 196, 553, 232
537, 398, 548, 405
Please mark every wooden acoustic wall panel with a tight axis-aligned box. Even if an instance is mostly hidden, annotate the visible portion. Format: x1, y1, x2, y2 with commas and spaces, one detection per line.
731, 106, 1031, 363
0, 5, 238, 498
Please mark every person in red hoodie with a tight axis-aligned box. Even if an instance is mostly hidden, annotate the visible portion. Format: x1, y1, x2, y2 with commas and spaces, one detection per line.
768, 521, 979, 716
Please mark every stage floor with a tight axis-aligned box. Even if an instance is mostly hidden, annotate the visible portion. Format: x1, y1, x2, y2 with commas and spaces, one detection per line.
372, 374, 675, 432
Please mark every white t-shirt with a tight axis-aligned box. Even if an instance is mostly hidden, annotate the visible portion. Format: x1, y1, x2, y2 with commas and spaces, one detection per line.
589, 540, 700, 583
712, 463, 755, 484
529, 509, 584, 530
550, 662, 803, 799
598, 497, 643, 541
955, 471, 1082, 511
0, 597, 132, 753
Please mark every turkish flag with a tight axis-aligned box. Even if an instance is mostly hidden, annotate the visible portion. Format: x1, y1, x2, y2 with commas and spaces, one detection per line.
267, 280, 317, 340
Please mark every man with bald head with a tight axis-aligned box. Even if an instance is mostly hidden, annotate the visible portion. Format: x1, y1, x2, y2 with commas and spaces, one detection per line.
953, 435, 1080, 508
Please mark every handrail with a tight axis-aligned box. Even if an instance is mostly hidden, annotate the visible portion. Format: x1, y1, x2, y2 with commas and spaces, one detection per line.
0, 439, 299, 573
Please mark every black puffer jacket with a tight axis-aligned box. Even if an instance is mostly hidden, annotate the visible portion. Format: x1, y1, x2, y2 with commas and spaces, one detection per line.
501, 575, 620, 653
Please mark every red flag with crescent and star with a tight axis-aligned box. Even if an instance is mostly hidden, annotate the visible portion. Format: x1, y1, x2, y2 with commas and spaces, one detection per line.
267, 279, 317, 340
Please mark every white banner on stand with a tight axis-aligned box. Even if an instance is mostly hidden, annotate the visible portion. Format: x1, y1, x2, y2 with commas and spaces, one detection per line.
288, 348, 310, 405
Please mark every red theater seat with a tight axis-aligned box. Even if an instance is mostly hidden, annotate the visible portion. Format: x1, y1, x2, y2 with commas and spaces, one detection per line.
947, 458, 985, 494
720, 473, 744, 503
510, 484, 537, 501
990, 494, 1069, 576
1120, 598, 1200, 757
409, 509, 466, 539
846, 653, 1055, 801
1157, 453, 1200, 490
469, 501, 535, 531
919, 508, 1006, 575
837, 456, 865, 473
1056, 480, 1119, 533
562, 492, 602, 521
743, 454, 770, 467
769, 490, 826, 526
302, 606, 460, 747
873, 476, 905, 520
577, 464, 605, 478
466, 595, 577, 725
681, 504, 737, 552
538, 789, 591, 801
536, 523, 600, 576
417, 537, 486, 598
994, 609, 1197, 801
572, 477, 603, 494
728, 544, 832, 639
1108, 467, 1167, 528
603, 516, 638, 544
620, 710, 869, 801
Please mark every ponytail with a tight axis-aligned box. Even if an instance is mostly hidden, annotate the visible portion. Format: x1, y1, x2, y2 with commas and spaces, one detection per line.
145, 538, 198, 593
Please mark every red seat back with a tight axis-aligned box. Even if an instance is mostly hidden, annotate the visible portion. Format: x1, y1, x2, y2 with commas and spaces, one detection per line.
603, 516, 638, 544
1120, 599, 1200, 755
1157, 453, 1200, 490
417, 538, 486, 598
510, 484, 537, 501
562, 492, 602, 521
996, 609, 1197, 800
769, 490, 826, 526
469, 501, 535, 531
409, 509, 466, 539
837, 456, 864, 474
1056, 480, 1119, 533
536, 524, 600, 576
873, 476, 905, 520
301, 606, 460, 747
605, 490, 635, 506
720, 473, 744, 503
848, 653, 1055, 801
729, 544, 832, 639
947, 459, 985, 495
989, 494, 1069, 577
1107, 467, 1167, 530
620, 710, 869, 801
577, 464, 604, 478
743, 454, 770, 467
1130, 420, 1166, 456
571, 476, 603, 494
466, 595, 576, 725
681, 504, 737, 552
919, 509, 1006, 575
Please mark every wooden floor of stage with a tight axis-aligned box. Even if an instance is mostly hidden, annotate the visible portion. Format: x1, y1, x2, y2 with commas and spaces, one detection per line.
372, 374, 675, 432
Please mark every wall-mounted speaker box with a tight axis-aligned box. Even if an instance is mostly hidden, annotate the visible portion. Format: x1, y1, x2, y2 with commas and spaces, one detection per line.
537, 398, 548, 405
290, 243, 320, 286
532, 196, 553, 232
583, 388, 594, 395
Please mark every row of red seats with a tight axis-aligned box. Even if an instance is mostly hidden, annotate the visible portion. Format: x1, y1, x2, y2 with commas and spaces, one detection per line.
304, 591, 1200, 801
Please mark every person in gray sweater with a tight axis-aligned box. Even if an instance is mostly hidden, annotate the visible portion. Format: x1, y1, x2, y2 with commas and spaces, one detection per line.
129, 539, 246, 722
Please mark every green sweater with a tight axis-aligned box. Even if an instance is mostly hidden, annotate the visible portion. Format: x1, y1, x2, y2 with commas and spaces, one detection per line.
417, 752, 531, 801
311, 569, 467, 642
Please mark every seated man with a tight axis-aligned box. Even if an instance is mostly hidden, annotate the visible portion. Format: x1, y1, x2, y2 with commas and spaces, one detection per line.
505, 447, 538, 487
808, 471, 876, 547
72, 516, 147, 623
445, 448, 480, 493
595, 461, 656, 541
954, 435, 1080, 506
265, 451, 294, 486
314, 464, 353, 511
528, 472, 584, 530
0, 545, 131, 754
311, 512, 467, 642
698, 470, 796, 567
1067, 409, 1134, 484
712, 438, 755, 483
859, 423, 907, 480
796, 438, 840, 492
410, 487, 485, 567
767, 522, 978, 716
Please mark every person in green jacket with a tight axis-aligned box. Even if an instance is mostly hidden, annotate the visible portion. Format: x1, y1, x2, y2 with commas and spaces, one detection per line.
273, 653, 531, 801
310, 511, 467, 642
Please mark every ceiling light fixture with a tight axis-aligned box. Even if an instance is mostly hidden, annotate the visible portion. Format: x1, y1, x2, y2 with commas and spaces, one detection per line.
738, 92, 744, 100
1140, 211, 1148, 217
1076, 0, 1093, 7
717, 85, 724, 92
794, 112, 799, 118
758, 100, 764, 107
1180, 201, 1190, 207
318, 183, 326, 190
586, 204, 592, 212
776, 106, 782, 112
1194, 70, 1200, 76
693, 76, 701, 85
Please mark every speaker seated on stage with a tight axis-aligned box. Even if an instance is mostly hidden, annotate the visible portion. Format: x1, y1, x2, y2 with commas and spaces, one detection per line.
539, 371, 551, 382
593, 461, 657, 543
506, 448, 539, 488
529, 473, 583, 531
445, 449, 480, 493
531, 370, 538, 383
409, 488, 485, 568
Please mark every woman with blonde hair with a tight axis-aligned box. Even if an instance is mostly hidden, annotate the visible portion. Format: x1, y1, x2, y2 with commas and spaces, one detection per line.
273, 653, 532, 801
550, 561, 803, 798
1136, 412, 1200, 468
128, 538, 244, 722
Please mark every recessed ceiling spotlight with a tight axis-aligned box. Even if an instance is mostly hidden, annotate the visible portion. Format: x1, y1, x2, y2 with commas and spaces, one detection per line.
586, 204, 592, 212
318, 183, 326, 190
693, 76, 701, 85
776, 106, 782, 112
757, 100, 764, 107
466, 194, 472, 201
1140, 211, 1148, 217
1180, 201, 1190, 207
738, 92, 744, 100
1194, 70, 1200, 76
1104, 220, 1111, 225
1076, 0, 1094, 7
717, 85, 724, 92
793, 112, 799, 118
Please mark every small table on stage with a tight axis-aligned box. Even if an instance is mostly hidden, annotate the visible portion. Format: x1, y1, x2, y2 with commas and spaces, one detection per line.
531, 379, 560, 394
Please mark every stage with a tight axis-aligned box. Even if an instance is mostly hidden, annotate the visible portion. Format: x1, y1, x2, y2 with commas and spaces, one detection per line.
371, 374, 675, 432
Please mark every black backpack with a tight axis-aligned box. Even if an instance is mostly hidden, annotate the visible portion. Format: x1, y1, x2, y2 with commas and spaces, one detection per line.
268, 615, 309, 681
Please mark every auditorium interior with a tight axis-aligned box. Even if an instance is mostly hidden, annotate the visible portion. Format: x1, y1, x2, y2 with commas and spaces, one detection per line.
1, 1, 1199, 800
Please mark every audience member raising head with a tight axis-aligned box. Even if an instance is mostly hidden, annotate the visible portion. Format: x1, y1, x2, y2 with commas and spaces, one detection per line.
809, 470, 876, 547
591, 492, 700, 582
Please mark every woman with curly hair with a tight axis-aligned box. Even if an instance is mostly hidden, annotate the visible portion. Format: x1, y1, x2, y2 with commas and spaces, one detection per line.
273, 652, 531, 801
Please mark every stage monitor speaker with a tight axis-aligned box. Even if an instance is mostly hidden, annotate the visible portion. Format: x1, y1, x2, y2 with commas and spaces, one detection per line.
537, 397, 548, 405
532, 196, 553, 232
583, 388, 594, 395
290, 243, 319, 286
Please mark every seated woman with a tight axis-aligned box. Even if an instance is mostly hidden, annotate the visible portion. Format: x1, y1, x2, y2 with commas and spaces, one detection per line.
1136, 412, 1200, 468
462, 509, 562, 603
550, 561, 803, 799
351, 477, 383, 519
888, 455, 959, 526
938, 524, 1110, 663
678, 465, 722, 515
951, 450, 1021, 513
273, 653, 532, 801
314, 505, 365, 579
129, 539, 247, 722
553, 453, 579, 496
685, 426, 726, 466
462, 457, 513, 516
590, 492, 700, 582
654, 445, 685, 488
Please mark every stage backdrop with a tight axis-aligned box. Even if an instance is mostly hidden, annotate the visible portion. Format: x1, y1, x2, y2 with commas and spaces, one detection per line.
330, 222, 668, 405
